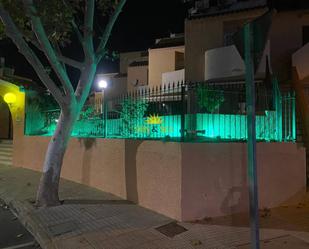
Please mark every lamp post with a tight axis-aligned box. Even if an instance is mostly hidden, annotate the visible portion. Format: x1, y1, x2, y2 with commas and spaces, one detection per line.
98, 79, 108, 137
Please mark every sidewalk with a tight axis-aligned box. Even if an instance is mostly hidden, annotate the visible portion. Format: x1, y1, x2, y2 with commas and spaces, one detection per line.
1, 164, 309, 249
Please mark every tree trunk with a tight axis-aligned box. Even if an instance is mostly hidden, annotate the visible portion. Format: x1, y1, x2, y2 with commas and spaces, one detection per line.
36, 108, 77, 206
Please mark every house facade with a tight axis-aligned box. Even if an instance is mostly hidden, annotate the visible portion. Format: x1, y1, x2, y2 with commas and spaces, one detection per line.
98, 0, 309, 97
148, 34, 185, 87
184, 0, 309, 85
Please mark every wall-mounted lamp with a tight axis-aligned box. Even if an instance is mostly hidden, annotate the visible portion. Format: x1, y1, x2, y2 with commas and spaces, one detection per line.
4, 92, 17, 105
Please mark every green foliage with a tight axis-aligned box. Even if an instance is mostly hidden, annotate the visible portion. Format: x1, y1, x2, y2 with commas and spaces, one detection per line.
79, 105, 101, 120
196, 85, 224, 113
120, 98, 149, 137
26, 91, 58, 112
0, 0, 118, 44
25, 91, 59, 135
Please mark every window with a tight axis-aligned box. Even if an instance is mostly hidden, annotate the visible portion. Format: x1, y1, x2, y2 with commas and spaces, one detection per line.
175, 52, 185, 70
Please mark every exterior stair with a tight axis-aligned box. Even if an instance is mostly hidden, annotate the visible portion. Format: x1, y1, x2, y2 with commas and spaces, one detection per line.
0, 140, 13, 166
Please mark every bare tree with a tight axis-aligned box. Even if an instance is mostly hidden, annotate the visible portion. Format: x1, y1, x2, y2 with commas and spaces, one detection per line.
0, 0, 127, 206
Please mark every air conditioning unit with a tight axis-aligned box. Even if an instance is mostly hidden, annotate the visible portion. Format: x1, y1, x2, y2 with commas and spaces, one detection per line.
195, 0, 210, 10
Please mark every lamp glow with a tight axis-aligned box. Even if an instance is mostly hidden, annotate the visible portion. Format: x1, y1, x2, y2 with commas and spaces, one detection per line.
4, 93, 17, 104
98, 80, 108, 89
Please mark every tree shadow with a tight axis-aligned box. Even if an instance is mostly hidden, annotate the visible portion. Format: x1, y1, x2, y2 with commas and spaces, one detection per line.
125, 140, 143, 203
220, 145, 249, 225
220, 186, 249, 214
78, 138, 97, 185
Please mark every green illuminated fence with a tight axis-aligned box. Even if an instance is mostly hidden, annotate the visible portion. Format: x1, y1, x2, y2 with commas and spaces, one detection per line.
24, 81, 296, 142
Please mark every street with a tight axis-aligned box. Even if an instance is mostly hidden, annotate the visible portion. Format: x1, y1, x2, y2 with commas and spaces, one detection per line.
0, 199, 40, 249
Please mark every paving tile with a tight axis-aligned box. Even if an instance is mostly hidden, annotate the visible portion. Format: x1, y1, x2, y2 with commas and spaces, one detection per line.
54, 235, 94, 249
47, 220, 80, 237
236, 235, 309, 249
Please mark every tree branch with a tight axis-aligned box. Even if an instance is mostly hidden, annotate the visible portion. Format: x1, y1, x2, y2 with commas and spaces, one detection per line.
73, 0, 97, 106
61, 0, 85, 60
27, 37, 44, 52
83, 0, 95, 62
75, 63, 97, 105
57, 55, 84, 70
0, 4, 66, 107
23, 0, 75, 100
53, 41, 67, 73
27, 38, 82, 70
96, 0, 127, 63
76, 0, 127, 106
71, 20, 84, 47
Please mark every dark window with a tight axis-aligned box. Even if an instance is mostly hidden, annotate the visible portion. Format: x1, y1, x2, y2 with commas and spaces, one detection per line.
175, 52, 185, 70
303, 26, 309, 46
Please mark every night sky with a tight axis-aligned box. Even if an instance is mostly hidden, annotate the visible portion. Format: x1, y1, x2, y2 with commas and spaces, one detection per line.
0, 0, 187, 83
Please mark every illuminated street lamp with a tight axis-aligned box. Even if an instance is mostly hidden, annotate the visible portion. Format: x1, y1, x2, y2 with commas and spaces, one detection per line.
98, 78, 108, 137
98, 79, 108, 90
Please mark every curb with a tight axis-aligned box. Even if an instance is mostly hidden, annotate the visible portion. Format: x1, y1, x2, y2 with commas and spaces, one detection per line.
1, 196, 56, 249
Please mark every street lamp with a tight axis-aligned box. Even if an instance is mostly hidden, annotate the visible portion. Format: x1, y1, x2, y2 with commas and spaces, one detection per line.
98, 80, 108, 90
98, 79, 108, 138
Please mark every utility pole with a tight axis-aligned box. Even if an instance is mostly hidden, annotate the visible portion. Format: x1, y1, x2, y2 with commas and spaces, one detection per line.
244, 22, 260, 249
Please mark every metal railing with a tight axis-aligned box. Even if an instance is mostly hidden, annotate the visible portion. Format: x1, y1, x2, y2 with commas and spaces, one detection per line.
24, 80, 296, 142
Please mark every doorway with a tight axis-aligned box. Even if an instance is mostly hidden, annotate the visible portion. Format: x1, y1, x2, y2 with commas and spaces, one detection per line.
0, 97, 13, 140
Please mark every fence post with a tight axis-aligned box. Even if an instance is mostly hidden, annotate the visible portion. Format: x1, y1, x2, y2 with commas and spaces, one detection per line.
272, 77, 282, 141
292, 91, 296, 141
103, 97, 107, 138
181, 83, 186, 142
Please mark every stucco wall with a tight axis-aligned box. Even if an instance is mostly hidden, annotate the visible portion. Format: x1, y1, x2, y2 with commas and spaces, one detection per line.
13, 136, 127, 199
148, 46, 185, 88
0, 98, 11, 139
13, 134, 306, 221
293, 42, 309, 81
181, 142, 306, 220
119, 51, 147, 74
105, 76, 128, 100
135, 141, 182, 220
127, 65, 148, 92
